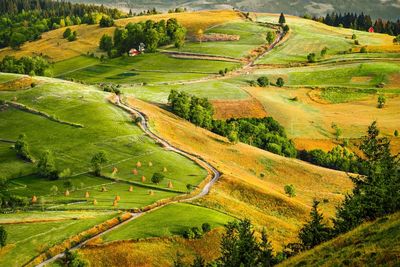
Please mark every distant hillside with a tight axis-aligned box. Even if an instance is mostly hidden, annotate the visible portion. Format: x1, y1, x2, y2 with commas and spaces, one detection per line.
70, 0, 400, 20
280, 212, 400, 266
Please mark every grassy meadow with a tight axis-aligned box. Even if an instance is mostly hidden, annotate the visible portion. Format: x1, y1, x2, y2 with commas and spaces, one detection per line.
256, 14, 399, 65
0, 74, 206, 206
101, 203, 233, 242
57, 54, 240, 84
168, 21, 271, 58
0, 211, 117, 267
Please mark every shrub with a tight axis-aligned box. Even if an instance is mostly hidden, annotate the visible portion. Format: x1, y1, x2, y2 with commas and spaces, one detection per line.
63, 28, 72, 38
183, 228, 195, 239
191, 226, 203, 238
276, 77, 284, 87
320, 47, 328, 57
377, 95, 386, 108
394, 130, 399, 137
354, 40, 359, 45
266, 143, 282, 155
202, 222, 211, 233
67, 31, 77, 42
151, 172, 164, 184
257, 76, 269, 87
284, 184, 296, 197
351, 34, 357, 40
360, 47, 367, 53
307, 53, 316, 63
0, 226, 7, 247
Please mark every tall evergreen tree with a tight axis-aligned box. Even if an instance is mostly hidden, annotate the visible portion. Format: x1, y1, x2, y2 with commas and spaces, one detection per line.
298, 200, 331, 250
279, 13, 286, 24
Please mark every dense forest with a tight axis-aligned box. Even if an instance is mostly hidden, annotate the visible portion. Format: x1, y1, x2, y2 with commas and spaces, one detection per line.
168, 90, 297, 158
0, 0, 124, 49
311, 12, 400, 36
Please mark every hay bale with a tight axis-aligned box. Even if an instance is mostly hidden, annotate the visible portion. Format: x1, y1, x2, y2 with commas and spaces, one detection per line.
136, 161, 142, 168
141, 176, 146, 182
132, 169, 138, 175
31, 195, 37, 203
101, 186, 107, 192
112, 167, 118, 175
64, 190, 70, 196
148, 161, 153, 167
113, 200, 118, 206
167, 180, 173, 189
85, 191, 90, 198
163, 167, 168, 172
149, 190, 154, 195
129, 186, 133, 192
115, 195, 121, 201
93, 199, 98, 205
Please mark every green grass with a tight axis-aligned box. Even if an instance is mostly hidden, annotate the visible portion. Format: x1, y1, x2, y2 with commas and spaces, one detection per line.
281, 212, 400, 267
256, 15, 391, 64
320, 88, 377, 103
0, 73, 20, 83
168, 21, 270, 58
252, 62, 400, 89
52, 56, 100, 77
0, 211, 117, 267
0, 74, 206, 206
122, 78, 249, 103
102, 203, 234, 241
60, 53, 240, 84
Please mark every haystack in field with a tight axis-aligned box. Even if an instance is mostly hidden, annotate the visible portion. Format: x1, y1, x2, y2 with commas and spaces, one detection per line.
64, 190, 70, 196
101, 186, 107, 192
148, 161, 153, 167
113, 200, 118, 206
149, 190, 154, 195
93, 199, 98, 205
163, 167, 168, 172
115, 195, 121, 201
168, 180, 173, 189
85, 191, 90, 198
132, 169, 138, 175
136, 161, 142, 168
31, 195, 37, 203
129, 186, 133, 192
141, 176, 146, 182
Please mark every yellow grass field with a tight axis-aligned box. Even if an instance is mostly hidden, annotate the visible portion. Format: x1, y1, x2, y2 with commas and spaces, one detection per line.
124, 97, 352, 248
0, 10, 241, 62
211, 98, 267, 119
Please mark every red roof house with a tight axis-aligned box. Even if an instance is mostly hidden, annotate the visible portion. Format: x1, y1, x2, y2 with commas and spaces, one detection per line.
129, 48, 140, 56
368, 27, 374, 33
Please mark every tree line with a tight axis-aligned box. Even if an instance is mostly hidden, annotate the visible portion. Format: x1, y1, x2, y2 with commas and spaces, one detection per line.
0, 55, 50, 76
176, 122, 400, 266
0, 0, 124, 49
100, 18, 186, 57
168, 90, 297, 158
310, 12, 400, 36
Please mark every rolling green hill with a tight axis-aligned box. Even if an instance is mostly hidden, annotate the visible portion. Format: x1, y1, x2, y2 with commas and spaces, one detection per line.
281, 212, 400, 266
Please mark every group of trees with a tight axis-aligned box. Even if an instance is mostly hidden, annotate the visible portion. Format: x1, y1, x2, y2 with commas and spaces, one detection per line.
102, 18, 186, 56
311, 12, 400, 36
168, 90, 297, 158
298, 145, 362, 174
0, 55, 50, 75
63, 27, 77, 41
0, 0, 123, 49
0, 178, 29, 211
249, 76, 285, 87
182, 222, 211, 240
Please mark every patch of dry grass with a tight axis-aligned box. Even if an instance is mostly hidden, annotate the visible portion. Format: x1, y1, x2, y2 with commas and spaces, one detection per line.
211, 98, 267, 119
0, 10, 241, 62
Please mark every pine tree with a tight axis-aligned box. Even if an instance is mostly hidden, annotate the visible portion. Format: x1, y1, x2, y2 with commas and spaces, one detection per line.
299, 200, 331, 250
279, 13, 286, 24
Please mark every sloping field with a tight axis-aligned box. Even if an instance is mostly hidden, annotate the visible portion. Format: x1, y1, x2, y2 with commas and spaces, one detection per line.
0, 10, 241, 62
245, 86, 400, 141
124, 97, 352, 248
0, 211, 116, 267
211, 98, 267, 119
0, 73, 206, 194
256, 14, 399, 65
280, 212, 400, 267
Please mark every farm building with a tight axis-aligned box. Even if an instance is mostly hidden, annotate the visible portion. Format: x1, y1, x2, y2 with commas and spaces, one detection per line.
129, 48, 140, 56
368, 27, 375, 33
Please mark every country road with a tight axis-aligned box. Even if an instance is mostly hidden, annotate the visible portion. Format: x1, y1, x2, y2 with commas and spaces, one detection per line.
35, 96, 221, 267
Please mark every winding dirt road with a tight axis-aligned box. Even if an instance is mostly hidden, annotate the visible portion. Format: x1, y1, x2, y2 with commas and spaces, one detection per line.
35, 96, 221, 267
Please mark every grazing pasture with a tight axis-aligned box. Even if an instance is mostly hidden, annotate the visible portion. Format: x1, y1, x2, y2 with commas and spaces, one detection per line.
0, 211, 116, 267
101, 203, 233, 241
